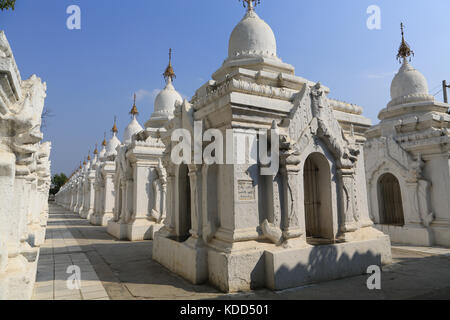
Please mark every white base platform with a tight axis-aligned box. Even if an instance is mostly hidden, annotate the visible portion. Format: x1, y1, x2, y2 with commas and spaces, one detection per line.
89, 212, 113, 227
153, 230, 392, 293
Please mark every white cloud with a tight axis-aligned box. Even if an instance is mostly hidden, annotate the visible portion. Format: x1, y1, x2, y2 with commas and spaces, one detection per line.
134, 89, 156, 102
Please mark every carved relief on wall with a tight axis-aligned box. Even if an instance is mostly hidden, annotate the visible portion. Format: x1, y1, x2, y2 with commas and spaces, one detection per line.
275, 82, 362, 238
281, 82, 360, 169
150, 160, 167, 223
365, 136, 435, 227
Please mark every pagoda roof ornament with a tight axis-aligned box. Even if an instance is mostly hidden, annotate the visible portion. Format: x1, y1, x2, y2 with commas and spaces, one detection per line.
397, 23, 414, 63
111, 116, 118, 135
130, 93, 139, 116
102, 132, 107, 147
93, 143, 98, 155
240, 0, 260, 12
163, 48, 176, 83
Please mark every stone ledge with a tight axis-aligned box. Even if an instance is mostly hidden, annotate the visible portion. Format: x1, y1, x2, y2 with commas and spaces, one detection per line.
265, 235, 391, 291
153, 234, 208, 285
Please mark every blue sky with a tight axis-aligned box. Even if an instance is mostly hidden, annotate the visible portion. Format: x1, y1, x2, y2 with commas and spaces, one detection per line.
1, 0, 449, 175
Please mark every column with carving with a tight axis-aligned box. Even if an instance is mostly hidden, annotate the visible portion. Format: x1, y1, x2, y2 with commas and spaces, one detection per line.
188, 164, 203, 240
337, 167, 358, 237
280, 151, 305, 246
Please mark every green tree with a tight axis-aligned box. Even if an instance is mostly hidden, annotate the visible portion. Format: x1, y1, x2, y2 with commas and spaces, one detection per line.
50, 173, 68, 195
0, 0, 16, 11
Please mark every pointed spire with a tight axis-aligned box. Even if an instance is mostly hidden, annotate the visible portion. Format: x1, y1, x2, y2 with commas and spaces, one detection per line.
102, 132, 107, 147
163, 48, 176, 83
240, 0, 260, 12
130, 93, 139, 117
397, 23, 414, 63
111, 116, 118, 135
87, 150, 91, 161
94, 143, 98, 155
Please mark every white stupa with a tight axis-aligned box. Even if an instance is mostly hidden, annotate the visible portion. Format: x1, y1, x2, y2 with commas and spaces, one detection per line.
365, 23, 450, 248
388, 25, 434, 108
91, 144, 98, 166
228, 1, 277, 60
123, 94, 143, 144
213, 0, 294, 80
145, 49, 183, 128
99, 136, 107, 159
105, 119, 121, 157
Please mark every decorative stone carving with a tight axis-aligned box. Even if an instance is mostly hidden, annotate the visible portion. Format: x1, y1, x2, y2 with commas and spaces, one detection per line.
260, 219, 283, 245
0, 31, 51, 300
150, 160, 167, 223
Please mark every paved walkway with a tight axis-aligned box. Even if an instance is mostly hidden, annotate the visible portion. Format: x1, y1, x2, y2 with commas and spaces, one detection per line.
32, 206, 109, 300
33, 203, 450, 300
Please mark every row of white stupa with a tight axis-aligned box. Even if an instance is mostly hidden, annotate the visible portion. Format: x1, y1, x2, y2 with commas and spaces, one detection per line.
0, 31, 52, 300
55, 53, 182, 241
54, 1, 449, 293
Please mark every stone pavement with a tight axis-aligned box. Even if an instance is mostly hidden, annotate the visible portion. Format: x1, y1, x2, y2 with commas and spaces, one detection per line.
32, 206, 109, 300
32, 203, 450, 300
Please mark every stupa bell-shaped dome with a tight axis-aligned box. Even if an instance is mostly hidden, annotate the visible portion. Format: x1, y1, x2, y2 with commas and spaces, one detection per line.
99, 137, 107, 159
123, 117, 143, 144
106, 120, 121, 156
228, 6, 277, 59
99, 146, 106, 159
91, 154, 98, 166
147, 49, 183, 128
106, 134, 121, 156
91, 145, 99, 166
153, 80, 182, 119
390, 60, 429, 101
123, 96, 143, 144
388, 24, 433, 107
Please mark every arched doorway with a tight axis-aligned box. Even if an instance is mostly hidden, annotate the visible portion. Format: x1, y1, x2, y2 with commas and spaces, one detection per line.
378, 173, 405, 226
177, 164, 191, 242
303, 153, 333, 244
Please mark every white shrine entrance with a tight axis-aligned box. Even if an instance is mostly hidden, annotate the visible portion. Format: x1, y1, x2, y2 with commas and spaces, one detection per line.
175, 164, 191, 242
303, 152, 334, 244
377, 173, 405, 226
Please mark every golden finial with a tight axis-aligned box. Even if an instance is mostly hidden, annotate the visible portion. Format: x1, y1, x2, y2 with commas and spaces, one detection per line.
94, 143, 98, 155
163, 48, 176, 83
87, 150, 91, 161
83, 159, 87, 165
240, 0, 260, 11
130, 93, 139, 116
79, 161, 82, 169
102, 132, 107, 147
397, 23, 414, 63
111, 116, 118, 134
